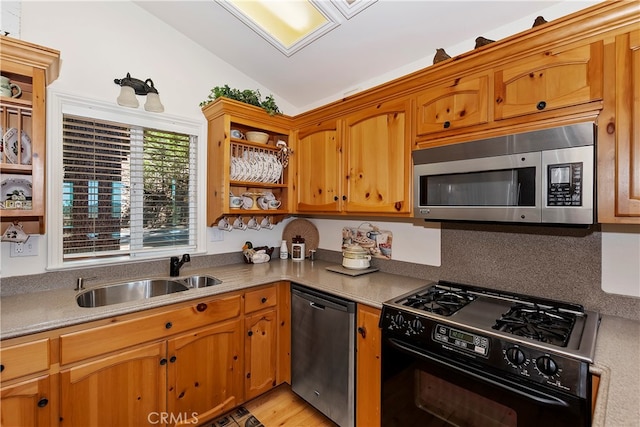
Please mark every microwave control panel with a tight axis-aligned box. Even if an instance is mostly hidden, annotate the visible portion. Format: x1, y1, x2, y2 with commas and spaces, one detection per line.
547, 162, 583, 207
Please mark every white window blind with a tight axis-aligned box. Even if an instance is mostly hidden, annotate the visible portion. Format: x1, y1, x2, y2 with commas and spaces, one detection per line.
62, 114, 197, 260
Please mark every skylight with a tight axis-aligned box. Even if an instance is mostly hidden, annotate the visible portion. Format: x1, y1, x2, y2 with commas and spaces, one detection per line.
218, 0, 341, 57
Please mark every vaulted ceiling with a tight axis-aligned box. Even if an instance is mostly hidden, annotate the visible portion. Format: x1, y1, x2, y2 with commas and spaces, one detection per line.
134, 0, 597, 113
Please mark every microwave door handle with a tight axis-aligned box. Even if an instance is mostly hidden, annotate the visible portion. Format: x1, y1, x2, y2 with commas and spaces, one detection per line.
387, 338, 569, 408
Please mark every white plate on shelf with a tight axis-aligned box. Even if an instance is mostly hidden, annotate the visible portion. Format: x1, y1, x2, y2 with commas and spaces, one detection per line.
1, 175, 32, 201
3, 128, 32, 165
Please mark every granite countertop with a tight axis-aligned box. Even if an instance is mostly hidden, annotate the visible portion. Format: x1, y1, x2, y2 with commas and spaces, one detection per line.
1, 259, 638, 426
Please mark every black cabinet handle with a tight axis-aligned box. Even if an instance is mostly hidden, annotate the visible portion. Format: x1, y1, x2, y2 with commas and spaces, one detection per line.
443, 121, 451, 129
536, 101, 547, 110
165, 322, 173, 329
37, 398, 49, 408
196, 303, 208, 312
0, 364, 4, 372
334, 196, 339, 201
342, 195, 347, 201
248, 330, 253, 337
169, 356, 177, 363
160, 358, 168, 365
261, 297, 267, 303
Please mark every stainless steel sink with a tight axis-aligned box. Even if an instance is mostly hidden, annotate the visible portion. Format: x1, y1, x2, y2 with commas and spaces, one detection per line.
181, 275, 222, 288
76, 279, 189, 308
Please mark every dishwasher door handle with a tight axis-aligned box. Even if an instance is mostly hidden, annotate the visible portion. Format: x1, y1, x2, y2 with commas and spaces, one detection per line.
310, 302, 325, 310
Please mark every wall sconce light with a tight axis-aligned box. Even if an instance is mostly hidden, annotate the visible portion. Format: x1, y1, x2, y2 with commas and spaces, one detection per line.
114, 72, 164, 113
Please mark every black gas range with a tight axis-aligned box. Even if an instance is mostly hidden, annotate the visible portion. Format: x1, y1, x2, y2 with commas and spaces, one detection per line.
379, 280, 601, 426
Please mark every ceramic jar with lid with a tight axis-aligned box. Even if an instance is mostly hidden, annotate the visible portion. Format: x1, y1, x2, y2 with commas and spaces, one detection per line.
342, 243, 371, 269
291, 235, 305, 261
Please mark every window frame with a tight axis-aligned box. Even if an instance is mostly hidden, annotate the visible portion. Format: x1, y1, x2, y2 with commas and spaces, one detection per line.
47, 91, 207, 270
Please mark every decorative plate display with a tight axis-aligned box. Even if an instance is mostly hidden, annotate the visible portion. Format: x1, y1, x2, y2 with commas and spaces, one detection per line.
342, 222, 393, 259
2, 127, 32, 165
1, 175, 33, 210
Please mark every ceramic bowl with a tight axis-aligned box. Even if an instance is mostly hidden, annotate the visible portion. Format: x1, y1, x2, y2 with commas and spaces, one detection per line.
245, 131, 269, 144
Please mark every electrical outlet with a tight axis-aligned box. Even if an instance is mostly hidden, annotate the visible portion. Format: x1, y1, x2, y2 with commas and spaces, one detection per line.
10, 236, 39, 257
209, 228, 224, 242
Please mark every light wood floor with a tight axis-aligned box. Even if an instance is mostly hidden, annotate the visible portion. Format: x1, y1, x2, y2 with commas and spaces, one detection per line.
243, 384, 339, 427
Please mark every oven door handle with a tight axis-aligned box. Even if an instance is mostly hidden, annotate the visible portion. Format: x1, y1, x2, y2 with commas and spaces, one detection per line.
388, 338, 569, 408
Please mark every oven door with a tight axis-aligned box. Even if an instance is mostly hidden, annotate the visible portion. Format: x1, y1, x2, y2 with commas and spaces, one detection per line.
382, 336, 590, 427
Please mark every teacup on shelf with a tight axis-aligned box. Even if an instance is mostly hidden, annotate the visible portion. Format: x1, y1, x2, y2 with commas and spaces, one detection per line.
230, 195, 243, 208
267, 199, 281, 210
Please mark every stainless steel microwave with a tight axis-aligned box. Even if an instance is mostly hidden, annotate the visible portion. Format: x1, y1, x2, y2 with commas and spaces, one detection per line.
413, 123, 596, 225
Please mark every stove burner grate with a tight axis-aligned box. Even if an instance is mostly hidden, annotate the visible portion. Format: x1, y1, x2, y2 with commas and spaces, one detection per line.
492, 304, 576, 347
403, 287, 476, 316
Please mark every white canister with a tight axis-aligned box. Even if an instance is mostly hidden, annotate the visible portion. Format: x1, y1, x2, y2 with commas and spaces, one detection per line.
291, 235, 305, 261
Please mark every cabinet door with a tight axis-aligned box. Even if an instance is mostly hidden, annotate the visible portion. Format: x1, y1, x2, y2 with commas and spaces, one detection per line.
60, 342, 166, 427
598, 30, 640, 223
356, 305, 381, 427
296, 122, 342, 212
415, 74, 489, 136
343, 99, 411, 213
1, 375, 52, 427
244, 309, 277, 401
494, 41, 603, 120
167, 320, 242, 426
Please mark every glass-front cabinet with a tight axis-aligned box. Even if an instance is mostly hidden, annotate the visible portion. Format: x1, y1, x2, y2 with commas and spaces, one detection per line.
0, 35, 60, 236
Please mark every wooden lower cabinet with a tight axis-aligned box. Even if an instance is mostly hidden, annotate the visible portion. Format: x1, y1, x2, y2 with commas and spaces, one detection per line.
1, 374, 53, 427
59, 341, 166, 427
244, 309, 278, 401
356, 304, 382, 427
167, 320, 243, 426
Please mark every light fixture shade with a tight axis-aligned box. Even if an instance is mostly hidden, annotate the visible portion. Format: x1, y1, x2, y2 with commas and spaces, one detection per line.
144, 92, 164, 113
117, 85, 139, 108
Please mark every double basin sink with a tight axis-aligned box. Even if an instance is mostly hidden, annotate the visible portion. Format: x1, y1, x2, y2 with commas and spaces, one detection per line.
76, 275, 222, 308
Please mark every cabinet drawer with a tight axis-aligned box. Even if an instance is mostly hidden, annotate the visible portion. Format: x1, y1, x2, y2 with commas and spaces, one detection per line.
245, 286, 277, 314
60, 294, 242, 365
0, 338, 50, 382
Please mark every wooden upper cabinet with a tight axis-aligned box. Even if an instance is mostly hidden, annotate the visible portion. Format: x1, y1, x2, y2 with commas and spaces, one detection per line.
415, 74, 489, 137
296, 121, 341, 212
494, 41, 603, 120
0, 36, 60, 236
343, 99, 412, 214
597, 29, 640, 223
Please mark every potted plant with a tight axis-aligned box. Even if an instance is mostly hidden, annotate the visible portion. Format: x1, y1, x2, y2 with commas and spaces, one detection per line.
200, 85, 281, 116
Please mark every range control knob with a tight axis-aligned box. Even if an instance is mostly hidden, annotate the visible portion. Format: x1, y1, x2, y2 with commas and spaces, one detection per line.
536, 356, 559, 376
505, 347, 526, 366
391, 313, 405, 329
409, 318, 425, 335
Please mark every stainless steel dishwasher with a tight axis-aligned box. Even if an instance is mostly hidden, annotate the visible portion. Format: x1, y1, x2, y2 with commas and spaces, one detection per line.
291, 284, 356, 427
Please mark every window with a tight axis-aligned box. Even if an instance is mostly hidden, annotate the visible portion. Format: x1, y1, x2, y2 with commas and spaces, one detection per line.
48, 92, 205, 268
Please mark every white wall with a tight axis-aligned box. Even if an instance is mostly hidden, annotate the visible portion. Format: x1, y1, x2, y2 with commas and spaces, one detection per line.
601, 225, 640, 297
0, 1, 443, 278
2, 1, 637, 302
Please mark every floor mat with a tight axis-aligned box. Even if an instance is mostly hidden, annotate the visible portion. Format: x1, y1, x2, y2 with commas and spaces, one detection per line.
209, 406, 264, 427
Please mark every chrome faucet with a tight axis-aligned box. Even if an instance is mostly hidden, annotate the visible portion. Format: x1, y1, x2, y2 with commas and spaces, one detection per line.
170, 254, 190, 277
75, 276, 97, 291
